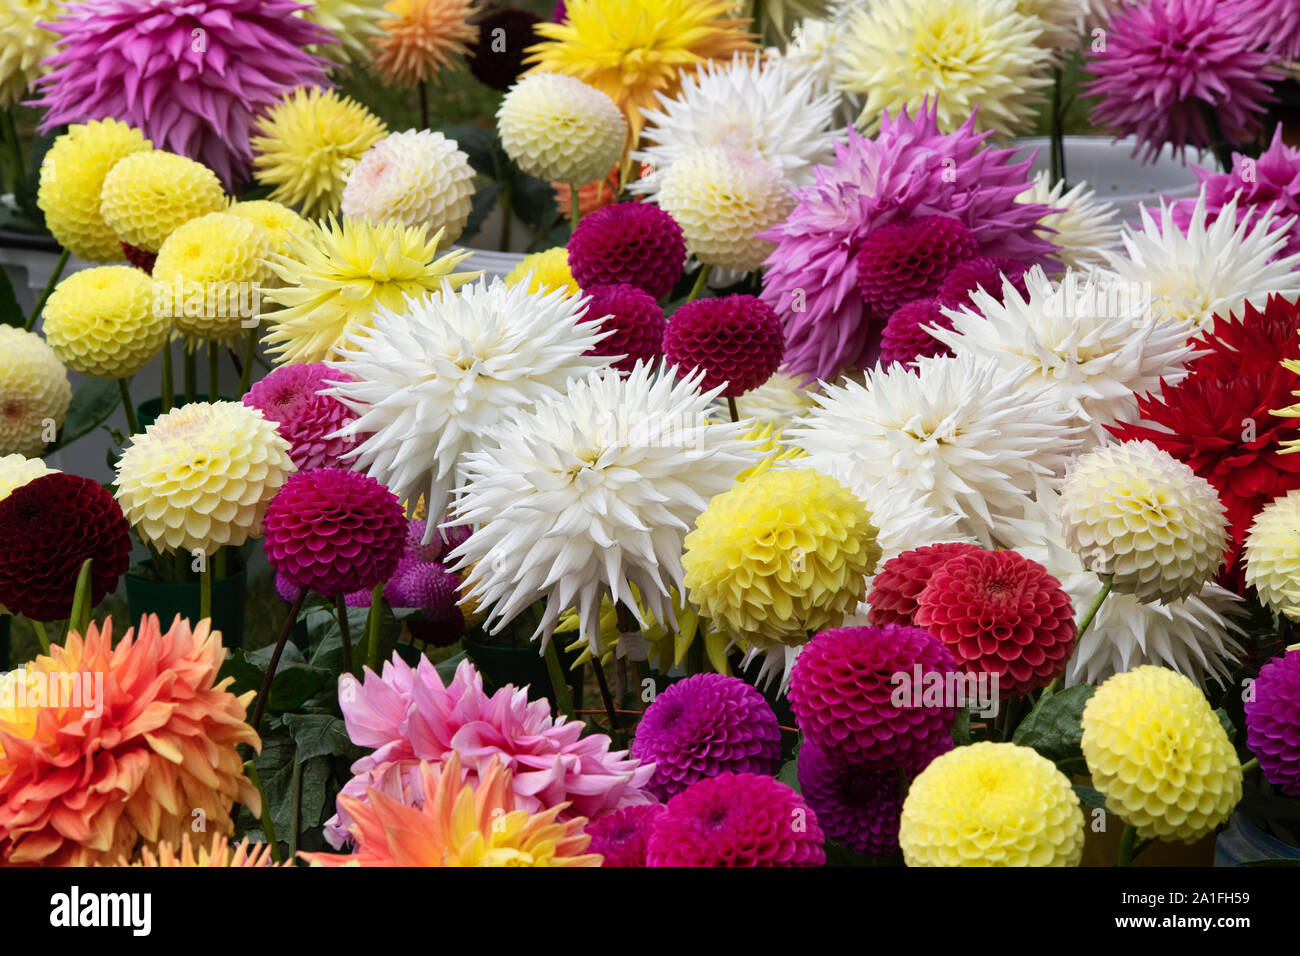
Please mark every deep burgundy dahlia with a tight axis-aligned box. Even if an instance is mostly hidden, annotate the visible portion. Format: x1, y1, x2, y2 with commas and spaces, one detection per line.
582, 284, 667, 373
878, 299, 956, 368
662, 294, 784, 396
466, 8, 542, 91
567, 202, 686, 299
585, 804, 666, 867
855, 215, 978, 319
936, 256, 1030, 310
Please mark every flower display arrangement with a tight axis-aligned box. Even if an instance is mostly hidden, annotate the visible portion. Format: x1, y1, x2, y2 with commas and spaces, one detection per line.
3, 0, 1300, 878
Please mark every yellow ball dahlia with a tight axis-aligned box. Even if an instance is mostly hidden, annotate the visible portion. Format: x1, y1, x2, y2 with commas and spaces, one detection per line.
497, 73, 628, 186
251, 87, 388, 218
0, 326, 71, 457
263, 216, 479, 364
1081, 665, 1242, 843
504, 247, 579, 296
41, 265, 169, 379
226, 199, 312, 258
37, 119, 152, 262
1244, 489, 1300, 622
100, 150, 228, 253
114, 401, 296, 553
900, 742, 1085, 867
372, 0, 479, 89
0, 453, 56, 502
123, 834, 282, 867
682, 466, 881, 648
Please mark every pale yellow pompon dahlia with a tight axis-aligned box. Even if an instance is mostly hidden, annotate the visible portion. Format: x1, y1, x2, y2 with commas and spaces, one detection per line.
37, 119, 152, 263
504, 247, 579, 296
497, 73, 628, 186
341, 129, 475, 245
99, 151, 227, 254
657, 146, 794, 271
1082, 665, 1241, 843
372, 0, 480, 89
1244, 489, 1300, 622
836, 0, 1053, 139
0, 326, 71, 458
0, 454, 57, 503
526, 0, 757, 141
900, 742, 1085, 867
252, 87, 388, 219
226, 199, 312, 258
41, 266, 169, 379
682, 466, 881, 648
262, 216, 480, 364
114, 401, 296, 553
0, 0, 62, 107
301, 0, 387, 66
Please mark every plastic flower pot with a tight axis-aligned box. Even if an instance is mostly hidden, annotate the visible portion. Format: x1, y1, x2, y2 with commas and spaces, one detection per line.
125, 558, 247, 648
136, 394, 239, 431
1215, 812, 1300, 866
460, 629, 584, 711
453, 246, 527, 281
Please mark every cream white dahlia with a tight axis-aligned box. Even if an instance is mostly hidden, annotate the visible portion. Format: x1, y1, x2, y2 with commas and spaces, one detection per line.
497, 73, 628, 186
0, 454, 56, 502
734, 371, 818, 431
302, 0, 386, 65
1018, 172, 1122, 270
1244, 490, 1300, 621
0, 326, 71, 458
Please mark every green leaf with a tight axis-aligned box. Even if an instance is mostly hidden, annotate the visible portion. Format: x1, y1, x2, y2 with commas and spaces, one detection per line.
1012, 684, 1096, 767
0, 267, 22, 327
299, 755, 332, 830
777, 758, 800, 793
443, 123, 503, 176
1214, 707, 1237, 743
46, 377, 121, 451
219, 643, 333, 714
952, 706, 972, 746
283, 713, 356, 762
459, 181, 503, 247
823, 841, 902, 867
435, 650, 467, 684
1072, 784, 1108, 810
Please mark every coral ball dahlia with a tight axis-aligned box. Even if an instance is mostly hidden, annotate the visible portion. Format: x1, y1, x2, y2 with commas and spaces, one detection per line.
866, 541, 985, 627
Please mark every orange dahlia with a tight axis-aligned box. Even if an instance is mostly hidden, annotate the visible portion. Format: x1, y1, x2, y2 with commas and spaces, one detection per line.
372, 0, 479, 89
0, 615, 261, 866
121, 833, 281, 867
301, 753, 601, 867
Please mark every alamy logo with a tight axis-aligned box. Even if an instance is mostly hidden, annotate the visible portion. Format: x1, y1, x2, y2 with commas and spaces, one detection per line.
890, 665, 1000, 718
0, 668, 103, 719
49, 887, 151, 936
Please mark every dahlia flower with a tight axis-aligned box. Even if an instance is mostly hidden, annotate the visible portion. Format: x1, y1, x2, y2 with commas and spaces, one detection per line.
498, 73, 628, 186
1084, 0, 1275, 163
796, 738, 908, 856
567, 202, 686, 299
733, 372, 817, 430
310, 754, 600, 866
865, 542, 983, 627
342, 130, 475, 244
836, 0, 1052, 139
0, 616, 260, 866
262, 217, 478, 365
663, 294, 784, 397
252, 87, 388, 218
1017, 171, 1122, 271
900, 742, 1085, 866
115, 401, 296, 553
0, 0, 62, 107
243, 363, 362, 471
1227, 0, 1300, 59
303, 0, 387, 65
657, 147, 793, 272
504, 248, 579, 296
525, 0, 757, 141
631, 673, 781, 800
123, 833, 281, 867
372, 0, 479, 88
36, 119, 151, 263
856, 215, 978, 319
99, 150, 228, 254
448, 363, 756, 649
878, 300, 954, 367
324, 277, 608, 535
582, 285, 665, 372
1245, 649, 1300, 797
466, 7, 540, 90
0, 326, 71, 458
928, 268, 1198, 448
41, 266, 168, 380
585, 804, 665, 867
1082, 665, 1241, 843
33, 0, 336, 188
226, 200, 311, 259
936, 256, 1030, 309
645, 772, 824, 867
1244, 491, 1300, 621
761, 104, 1055, 381
0, 454, 55, 503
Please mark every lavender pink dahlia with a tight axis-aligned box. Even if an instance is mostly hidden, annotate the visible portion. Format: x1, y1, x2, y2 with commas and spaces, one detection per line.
582, 284, 666, 373
263, 468, 407, 598
243, 363, 362, 472
1226, 0, 1300, 60
1245, 649, 1300, 797
632, 673, 782, 800
403, 516, 468, 564
662, 294, 785, 397
855, 215, 977, 320
645, 772, 825, 867
878, 299, 955, 369
585, 804, 666, 867
567, 202, 686, 300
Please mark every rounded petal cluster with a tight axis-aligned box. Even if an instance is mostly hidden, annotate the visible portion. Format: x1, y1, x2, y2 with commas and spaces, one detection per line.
0, 0, 61, 108
0, 326, 71, 458
567, 202, 686, 299
584, 804, 665, 867
632, 673, 781, 800
866, 542, 984, 627
1081, 665, 1242, 843
796, 737, 907, 856
226, 200, 311, 259
263, 468, 407, 597
498, 73, 628, 186
855, 215, 978, 319
99, 151, 227, 254
663, 294, 784, 396
1060, 440, 1228, 604
936, 256, 1030, 309
1245, 649, 1300, 797
504, 247, 579, 296
373, 0, 479, 89
302, 0, 386, 65
657, 147, 793, 271
0, 454, 56, 503
0, 474, 131, 622
242, 362, 362, 471
645, 772, 825, 867
582, 284, 665, 372
789, 625, 959, 768
1245, 491, 1300, 620
36, 119, 151, 262
41, 266, 167, 380
900, 742, 1085, 867
342, 130, 475, 245
115, 401, 296, 553
683, 468, 882, 648
878, 299, 955, 368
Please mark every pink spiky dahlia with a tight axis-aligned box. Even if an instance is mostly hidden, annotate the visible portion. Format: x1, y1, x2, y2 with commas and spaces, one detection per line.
243, 363, 362, 472
1226, 0, 1300, 60
32, 0, 336, 188
326, 656, 654, 847
760, 103, 1054, 381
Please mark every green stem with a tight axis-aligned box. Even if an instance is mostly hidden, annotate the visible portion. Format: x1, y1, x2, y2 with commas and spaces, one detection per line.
25, 249, 69, 331
240, 327, 258, 395
1043, 573, 1113, 696
199, 564, 212, 622
727, 395, 739, 422
335, 593, 354, 676
1049, 67, 1067, 186
543, 638, 576, 720
214, 546, 226, 583
184, 348, 197, 403
160, 344, 173, 414
1242, 757, 1260, 775
244, 761, 282, 863
208, 342, 220, 402
251, 587, 308, 733
569, 184, 580, 234
287, 752, 302, 859
418, 80, 429, 130
1117, 824, 1138, 867
685, 264, 711, 303
117, 378, 140, 435
30, 618, 50, 654
1197, 101, 1236, 172
67, 557, 93, 638
1, 107, 26, 195
364, 582, 383, 674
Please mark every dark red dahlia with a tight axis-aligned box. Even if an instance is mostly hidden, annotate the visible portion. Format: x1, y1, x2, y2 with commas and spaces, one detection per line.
855, 215, 978, 319
568, 202, 686, 299
466, 8, 542, 91
1191, 294, 1300, 379
936, 256, 1031, 309
585, 804, 665, 867
663, 293, 784, 396
878, 298, 956, 368
866, 542, 983, 627
582, 284, 667, 373
120, 240, 156, 274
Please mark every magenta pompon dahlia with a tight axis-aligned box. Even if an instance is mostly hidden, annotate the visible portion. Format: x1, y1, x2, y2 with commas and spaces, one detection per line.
878, 299, 955, 369
585, 804, 666, 867
1245, 649, 1300, 797
662, 294, 785, 397
243, 363, 363, 472
582, 284, 667, 373
568, 201, 687, 300
855, 215, 977, 320
936, 257, 1031, 310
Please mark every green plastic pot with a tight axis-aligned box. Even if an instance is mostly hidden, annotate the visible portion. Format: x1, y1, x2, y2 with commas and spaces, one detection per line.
137, 393, 239, 431
461, 631, 584, 711
125, 558, 247, 648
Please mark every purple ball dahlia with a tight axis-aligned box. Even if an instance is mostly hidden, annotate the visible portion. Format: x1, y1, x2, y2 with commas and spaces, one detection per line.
585, 804, 665, 867
645, 772, 825, 867
1245, 649, 1300, 797
263, 468, 407, 597
632, 673, 782, 800
936, 257, 1031, 310
878, 299, 955, 368
662, 294, 785, 397
788, 625, 959, 769
391, 561, 465, 646
568, 202, 686, 299
855, 215, 977, 320
243, 363, 361, 472
797, 737, 906, 856
582, 284, 667, 373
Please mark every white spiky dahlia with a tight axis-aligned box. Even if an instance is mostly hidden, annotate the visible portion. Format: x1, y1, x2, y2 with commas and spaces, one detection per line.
341, 130, 475, 246
301, 0, 386, 65
835, 0, 1053, 138
927, 268, 1199, 449
631, 53, 838, 200
324, 278, 611, 533
784, 17, 839, 92
1018, 172, 1122, 270
0, 454, 57, 502
656, 147, 794, 272
1101, 194, 1300, 333
1058, 440, 1228, 604
1016, 0, 1087, 50
497, 73, 628, 187
789, 354, 1079, 547
0, 327, 71, 458
1244, 490, 1300, 621
448, 363, 759, 650
734, 372, 818, 431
